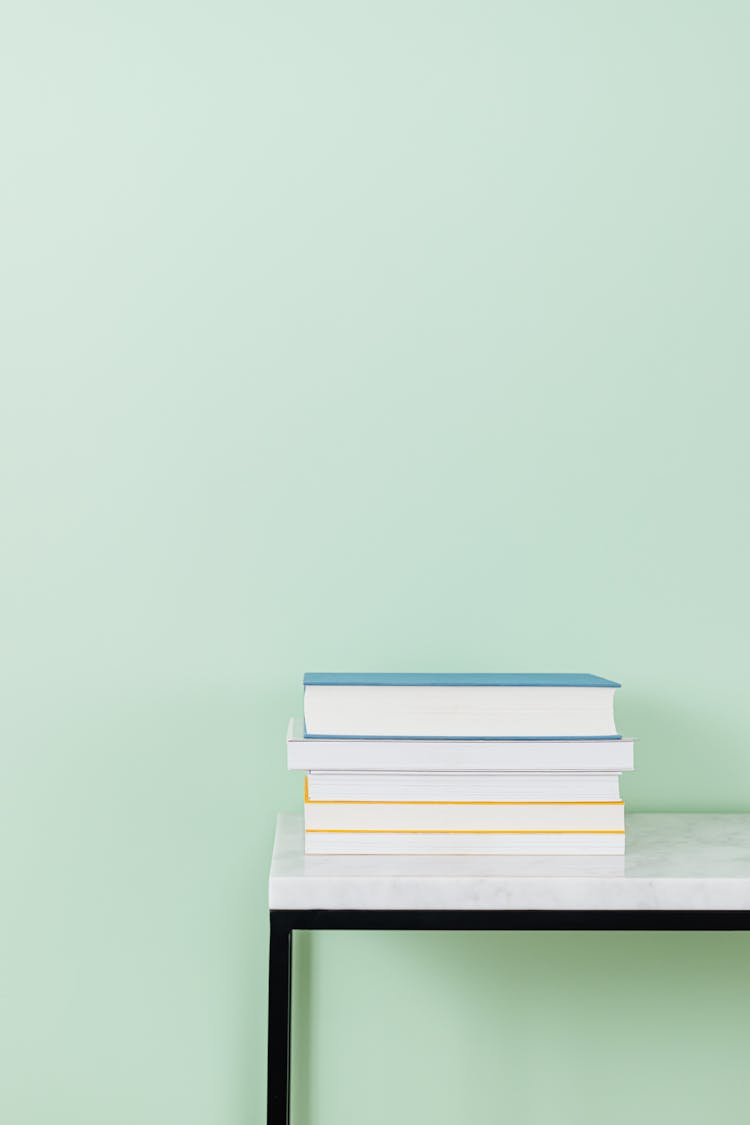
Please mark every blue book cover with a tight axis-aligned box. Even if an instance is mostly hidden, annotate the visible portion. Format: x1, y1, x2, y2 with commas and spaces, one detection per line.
303, 672, 620, 688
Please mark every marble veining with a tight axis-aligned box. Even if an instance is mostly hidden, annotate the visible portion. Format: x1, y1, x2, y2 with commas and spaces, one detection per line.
268, 812, 750, 911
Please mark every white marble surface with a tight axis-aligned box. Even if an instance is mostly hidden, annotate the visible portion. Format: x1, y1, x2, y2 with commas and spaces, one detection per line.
268, 812, 750, 911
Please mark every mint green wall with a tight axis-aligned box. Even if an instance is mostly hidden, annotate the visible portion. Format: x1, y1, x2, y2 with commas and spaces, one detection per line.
3, 2, 749, 1123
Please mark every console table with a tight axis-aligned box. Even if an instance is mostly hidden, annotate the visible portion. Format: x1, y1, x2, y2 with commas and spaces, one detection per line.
267, 812, 750, 1125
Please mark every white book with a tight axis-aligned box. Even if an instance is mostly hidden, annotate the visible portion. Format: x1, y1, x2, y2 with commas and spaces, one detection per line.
303, 673, 619, 738
305, 832, 625, 856
287, 720, 634, 771
304, 801, 625, 833
306, 771, 622, 802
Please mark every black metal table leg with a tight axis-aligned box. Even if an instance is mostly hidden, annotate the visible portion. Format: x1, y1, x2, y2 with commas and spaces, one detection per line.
267, 912, 293, 1125
265, 907, 750, 1123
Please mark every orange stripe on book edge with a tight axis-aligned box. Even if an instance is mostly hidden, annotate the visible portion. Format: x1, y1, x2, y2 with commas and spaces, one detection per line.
304, 775, 309, 802
304, 829, 626, 835
304, 798, 624, 806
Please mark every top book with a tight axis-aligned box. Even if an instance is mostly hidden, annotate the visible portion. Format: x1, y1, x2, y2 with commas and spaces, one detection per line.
303, 673, 620, 739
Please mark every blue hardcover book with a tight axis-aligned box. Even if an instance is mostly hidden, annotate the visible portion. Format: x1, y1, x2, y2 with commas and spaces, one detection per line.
304, 673, 619, 688
303, 673, 620, 739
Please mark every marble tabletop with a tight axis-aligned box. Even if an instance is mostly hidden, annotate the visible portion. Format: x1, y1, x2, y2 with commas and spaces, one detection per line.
268, 812, 750, 911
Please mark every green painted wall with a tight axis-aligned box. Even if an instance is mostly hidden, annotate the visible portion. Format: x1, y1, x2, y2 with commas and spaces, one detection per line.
3, 2, 749, 1122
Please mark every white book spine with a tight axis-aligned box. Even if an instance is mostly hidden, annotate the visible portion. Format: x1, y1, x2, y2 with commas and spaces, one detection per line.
304, 801, 625, 833
304, 685, 617, 738
287, 721, 635, 772
305, 771, 622, 802
304, 831, 626, 856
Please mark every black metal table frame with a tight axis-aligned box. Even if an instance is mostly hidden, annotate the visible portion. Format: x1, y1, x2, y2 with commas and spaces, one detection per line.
267, 908, 750, 1124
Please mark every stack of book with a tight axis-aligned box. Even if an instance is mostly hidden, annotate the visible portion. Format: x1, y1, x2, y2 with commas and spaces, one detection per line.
287, 673, 633, 855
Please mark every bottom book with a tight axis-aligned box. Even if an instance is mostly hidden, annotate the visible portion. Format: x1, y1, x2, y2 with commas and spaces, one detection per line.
304, 831, 625, 856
